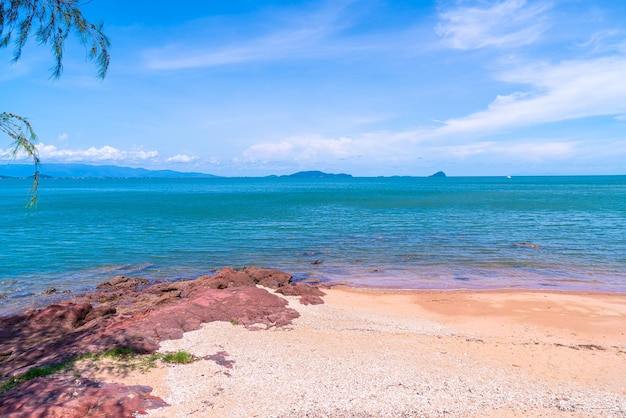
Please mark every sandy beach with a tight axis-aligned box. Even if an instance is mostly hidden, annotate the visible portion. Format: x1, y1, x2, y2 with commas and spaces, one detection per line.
80, 286, 626, 418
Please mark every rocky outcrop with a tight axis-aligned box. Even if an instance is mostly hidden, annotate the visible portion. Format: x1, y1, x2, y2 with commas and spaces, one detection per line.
0, 267, 325, 417
0, 376, 167, 418
275, 283, 326, 305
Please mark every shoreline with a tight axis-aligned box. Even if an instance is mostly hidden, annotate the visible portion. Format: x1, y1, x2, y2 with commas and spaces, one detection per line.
3, 275, 625, 319
118, 286, 626, 417
1, 270, 625, 417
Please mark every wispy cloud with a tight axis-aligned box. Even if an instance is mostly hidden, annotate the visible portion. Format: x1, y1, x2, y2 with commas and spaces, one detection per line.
578, 29, 626, 54
143, 0, 413, 70
145, 29, 316, 70
146, 0, 370, 70
238, 51, 626, 167
436, 0, 552, 50
434, 56, 626, 137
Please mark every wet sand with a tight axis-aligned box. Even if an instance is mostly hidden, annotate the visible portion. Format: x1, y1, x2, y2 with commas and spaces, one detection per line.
88, 287, 626, 417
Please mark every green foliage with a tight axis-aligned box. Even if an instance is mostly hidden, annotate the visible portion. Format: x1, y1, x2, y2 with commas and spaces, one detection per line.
0, 112, 39, 206
0, 347, 195, 394
1, 0, 110, 205
100, 347, 135, 359
230, 317, 239, 326
0, 358, 75, 394
161, 351, 194, 364
0, 347, 136, 394
0, 0, 111, 79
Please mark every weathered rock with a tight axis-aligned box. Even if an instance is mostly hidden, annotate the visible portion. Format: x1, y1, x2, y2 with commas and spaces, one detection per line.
42, 287, 57, 295
0, 376, 167, 418
275, 283, 326, 305
29, 302, 93, 329
197, 268, 256, 289
0, 267, 323, 417
83, 305, 117, 323
195, 267, 293, 290
96, 275, 149, 290
243, 267, 293, 288
0, 268, 323, 417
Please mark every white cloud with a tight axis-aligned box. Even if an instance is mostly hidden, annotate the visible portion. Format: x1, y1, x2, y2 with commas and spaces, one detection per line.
2, 142, 216, 168
37, 143, 160, 163
436, 0, 551, 50
165, 154, 198, 163
57, 133, 69, 142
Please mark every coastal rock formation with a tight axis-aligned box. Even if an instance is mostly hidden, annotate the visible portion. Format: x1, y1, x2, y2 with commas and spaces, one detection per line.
275, 283, 326, 305
197, 267, 292, 289
96, 275, 149, 290
0, 376, 167, 418
0, 267, 325, 417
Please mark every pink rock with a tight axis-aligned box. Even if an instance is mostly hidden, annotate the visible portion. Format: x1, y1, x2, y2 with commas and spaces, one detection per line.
275, 283, 326, 305
0, 267, 324, 416
0, 376, 167, 418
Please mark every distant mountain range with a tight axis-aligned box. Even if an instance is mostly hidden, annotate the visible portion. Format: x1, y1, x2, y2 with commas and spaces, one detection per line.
0, 164, 358, 179
1, 164, 446, 179
0, 164, 218, 179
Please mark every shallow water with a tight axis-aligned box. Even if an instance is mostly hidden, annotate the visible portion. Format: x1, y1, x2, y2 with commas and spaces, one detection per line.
1, 176, 625, 314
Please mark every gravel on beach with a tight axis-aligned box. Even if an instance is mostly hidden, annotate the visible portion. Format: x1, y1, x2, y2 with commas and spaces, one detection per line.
142, 289, 626, 418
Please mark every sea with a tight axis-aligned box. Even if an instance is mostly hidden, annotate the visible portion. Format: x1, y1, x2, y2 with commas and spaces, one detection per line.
1, 175, 625, 315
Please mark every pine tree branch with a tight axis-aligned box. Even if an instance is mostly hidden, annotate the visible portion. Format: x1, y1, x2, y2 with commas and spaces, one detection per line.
1, 112, 40, 207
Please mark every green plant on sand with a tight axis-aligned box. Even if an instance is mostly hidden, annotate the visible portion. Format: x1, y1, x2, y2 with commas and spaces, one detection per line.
161, 351, 194, 364
0, 348, 195, 394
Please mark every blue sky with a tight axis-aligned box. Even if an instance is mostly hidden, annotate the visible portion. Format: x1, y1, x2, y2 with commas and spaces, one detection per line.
2, 0, 626, 176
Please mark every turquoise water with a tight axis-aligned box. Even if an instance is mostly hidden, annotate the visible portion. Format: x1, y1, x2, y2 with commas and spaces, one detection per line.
1, 176, 625, 314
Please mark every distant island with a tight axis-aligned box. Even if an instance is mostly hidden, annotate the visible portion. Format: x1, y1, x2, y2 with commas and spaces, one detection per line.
0, 163, 218, 179
429, 171, 447, 178
281, 170, 353, 179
